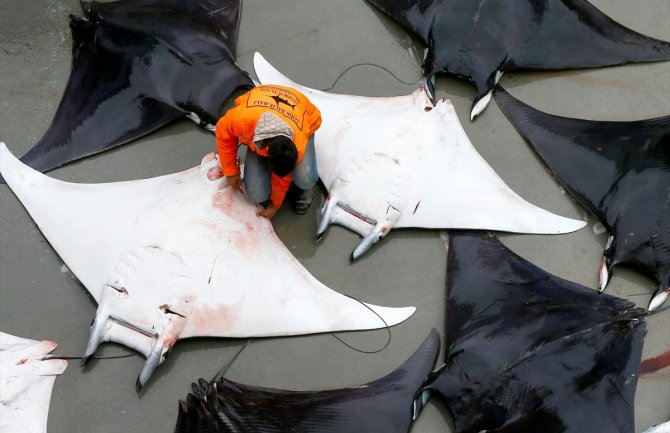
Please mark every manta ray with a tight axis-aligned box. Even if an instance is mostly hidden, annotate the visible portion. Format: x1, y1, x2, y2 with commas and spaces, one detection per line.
174, 329, 439, 432
253, 52, 585, 260
365, 0, 670, 120
0, 143, 415, 391
421, 232, 647, 433
14, 0, 253, 174
0, 332, 68, 433
494, 87, 670, 312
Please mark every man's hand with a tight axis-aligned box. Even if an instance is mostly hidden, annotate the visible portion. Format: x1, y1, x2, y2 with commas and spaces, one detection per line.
226, 175, 244, 192
256, 203, 279, 219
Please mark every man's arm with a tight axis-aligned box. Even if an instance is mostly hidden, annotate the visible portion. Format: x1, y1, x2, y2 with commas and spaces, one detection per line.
269, 173, 293, 209
215, 112, 243, 177
256, 203, 279, 219
305, 102, 322, 135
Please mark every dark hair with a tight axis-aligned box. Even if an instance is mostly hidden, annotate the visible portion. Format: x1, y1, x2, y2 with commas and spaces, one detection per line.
267, 136, 298, 177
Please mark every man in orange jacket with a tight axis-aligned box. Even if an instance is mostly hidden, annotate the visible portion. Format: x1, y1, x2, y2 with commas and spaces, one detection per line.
216, 85, 322, 219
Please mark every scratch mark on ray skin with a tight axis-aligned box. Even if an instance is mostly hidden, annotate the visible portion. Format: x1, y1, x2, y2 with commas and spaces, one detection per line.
208, 254, 218, 285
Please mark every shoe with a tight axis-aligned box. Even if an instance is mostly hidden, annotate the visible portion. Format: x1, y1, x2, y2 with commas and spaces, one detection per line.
293, 187, 314, 214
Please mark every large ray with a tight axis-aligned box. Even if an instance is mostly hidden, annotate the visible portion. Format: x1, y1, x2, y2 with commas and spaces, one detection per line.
174, 329, 439, 433
0, 143, 415, 391
254, 52, 585, 260
422, 232, 647, 433
0, 332, 68, 433
14, 0, 252, 174
365, 0, 670, 120
495, 87, 670, 311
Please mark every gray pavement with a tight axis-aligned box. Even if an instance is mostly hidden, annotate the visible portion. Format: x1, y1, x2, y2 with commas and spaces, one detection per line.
0, 0, 669, 432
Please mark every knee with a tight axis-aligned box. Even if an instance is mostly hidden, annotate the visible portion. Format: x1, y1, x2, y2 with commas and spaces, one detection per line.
245, 187, 269, 204
243, 175, 270, 204
292, 160, 318, 189
292, 171, 317, 189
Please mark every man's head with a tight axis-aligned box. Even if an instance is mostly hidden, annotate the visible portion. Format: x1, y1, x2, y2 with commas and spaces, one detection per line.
266, 136, 298, 177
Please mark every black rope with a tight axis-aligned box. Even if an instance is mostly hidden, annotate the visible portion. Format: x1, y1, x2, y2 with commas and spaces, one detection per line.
329, 293, 392, 354
42, 353, 136, 361
210, 340, 251, 383
321, 63, 421, 92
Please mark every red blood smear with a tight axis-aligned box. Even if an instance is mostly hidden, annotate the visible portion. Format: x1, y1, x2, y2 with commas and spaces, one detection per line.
640, 350, 670, 375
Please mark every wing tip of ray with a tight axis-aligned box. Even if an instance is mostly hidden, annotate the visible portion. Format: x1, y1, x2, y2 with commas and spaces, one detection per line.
362, 304, 416, 327
0, 142, 56, 189
493, 86, 540, 124
253, 52, 324, 98
0, 142, 24, 185
550, 216, 588, 234
253, 52, 298, 87
497, 199, 587, 235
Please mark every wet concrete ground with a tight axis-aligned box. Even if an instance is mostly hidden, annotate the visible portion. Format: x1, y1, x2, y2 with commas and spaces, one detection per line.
0, 0, 668, 432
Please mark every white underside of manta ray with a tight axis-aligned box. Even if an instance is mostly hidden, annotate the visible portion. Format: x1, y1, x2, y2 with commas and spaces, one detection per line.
253, 53, 586, 260
643, 421, 670, 433
0, 332, 68, 433
0, 143, 415, 391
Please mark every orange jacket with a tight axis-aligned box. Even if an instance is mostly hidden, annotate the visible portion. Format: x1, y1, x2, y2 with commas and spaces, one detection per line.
216, 85, 322, 208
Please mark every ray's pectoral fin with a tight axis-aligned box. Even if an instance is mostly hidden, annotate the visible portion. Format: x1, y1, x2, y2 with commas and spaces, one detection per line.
81, 246, 194, 391
175, 329, 441, 432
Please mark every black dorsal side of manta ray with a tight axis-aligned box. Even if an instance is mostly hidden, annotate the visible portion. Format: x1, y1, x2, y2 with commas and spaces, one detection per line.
494, 87, 670, 312
17, 0, 253, 174
365, 0, 670, 120
421, 232, 647, 433
174, 329, 440, 433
